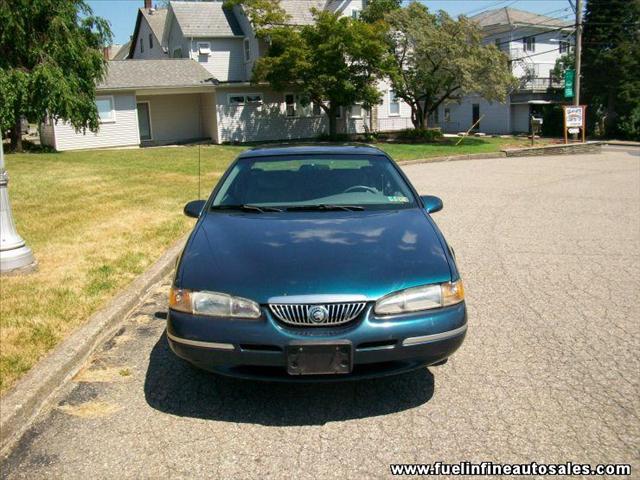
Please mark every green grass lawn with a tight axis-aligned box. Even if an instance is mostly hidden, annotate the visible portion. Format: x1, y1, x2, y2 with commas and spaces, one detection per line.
0, 137, 542, 392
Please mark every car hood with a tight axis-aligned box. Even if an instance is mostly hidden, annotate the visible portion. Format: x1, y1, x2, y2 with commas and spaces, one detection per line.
177, 209, 453, 304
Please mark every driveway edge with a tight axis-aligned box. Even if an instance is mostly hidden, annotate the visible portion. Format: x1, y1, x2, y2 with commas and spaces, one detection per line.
0, 234, 188, 456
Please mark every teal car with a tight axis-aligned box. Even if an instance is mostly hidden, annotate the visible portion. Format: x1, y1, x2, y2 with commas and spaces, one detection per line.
167, 145, 467, 380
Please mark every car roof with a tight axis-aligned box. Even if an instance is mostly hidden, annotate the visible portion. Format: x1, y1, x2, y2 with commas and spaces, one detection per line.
236, 143, 388, 159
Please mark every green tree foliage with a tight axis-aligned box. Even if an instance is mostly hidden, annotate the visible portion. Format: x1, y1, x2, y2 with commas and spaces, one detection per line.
251, 9, 391, 138
360, 0, 401, 24
0, 0, 112, 151
551, 54, 575, 83
582, 0, 640, 139
385, 2, 517, 129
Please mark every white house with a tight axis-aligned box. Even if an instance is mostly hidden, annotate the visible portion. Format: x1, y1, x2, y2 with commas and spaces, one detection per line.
41, 2, 574, 151
441, 7, 574, 135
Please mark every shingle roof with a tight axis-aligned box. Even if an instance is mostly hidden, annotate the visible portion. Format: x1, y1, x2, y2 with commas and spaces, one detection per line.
280, 0, 327, 25
141, 7, 168, 42
471, 7, 572, 29
170, 1, 244, 37
111, 41, 130, 60
98, 59, 217, 90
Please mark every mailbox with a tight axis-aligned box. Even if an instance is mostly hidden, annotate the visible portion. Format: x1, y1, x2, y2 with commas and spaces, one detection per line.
531, 116, 543, 127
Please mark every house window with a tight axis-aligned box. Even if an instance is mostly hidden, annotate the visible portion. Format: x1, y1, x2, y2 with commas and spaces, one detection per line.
350, 104, 363, 118
284, 94, 320, 117
172, 47, 182, 58
444, 107, 451, 122
559, 40, 570, 54
523, 36, 535, 53
96, 96, 115, 123
228, 93, 263, 106
197, 42, 211, 57
243, 38, 251, 62
140, 38, 144, 53
494, 38, 502, 49
149, 34, 153, 49
351, 10, 361, 19
389, 90, 400, 116
285, 94, 296, 116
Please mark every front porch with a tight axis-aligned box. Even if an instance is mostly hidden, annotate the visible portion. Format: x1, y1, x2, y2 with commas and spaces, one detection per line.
135, 87, 217, 147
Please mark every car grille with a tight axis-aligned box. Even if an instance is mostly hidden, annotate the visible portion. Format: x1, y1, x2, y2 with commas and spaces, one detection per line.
269, 302, 367, 327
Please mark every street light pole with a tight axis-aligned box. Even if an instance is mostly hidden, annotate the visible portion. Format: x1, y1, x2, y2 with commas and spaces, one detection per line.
0, 140, 36, 274
574, 0, 583, 106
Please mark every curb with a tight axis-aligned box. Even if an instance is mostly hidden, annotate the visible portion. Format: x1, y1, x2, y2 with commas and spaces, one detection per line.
397, 152, 505, 166
0, 234, 188, 456
397, 142, 604, 166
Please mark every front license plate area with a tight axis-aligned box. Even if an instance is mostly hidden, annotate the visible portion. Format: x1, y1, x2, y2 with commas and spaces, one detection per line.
286, 341, 353, 375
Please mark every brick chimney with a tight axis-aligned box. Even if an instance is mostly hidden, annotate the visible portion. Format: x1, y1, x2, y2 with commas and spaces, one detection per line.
144, 0, 152, 9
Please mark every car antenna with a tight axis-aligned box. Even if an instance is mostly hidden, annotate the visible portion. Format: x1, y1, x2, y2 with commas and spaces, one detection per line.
198, 144, 202, 200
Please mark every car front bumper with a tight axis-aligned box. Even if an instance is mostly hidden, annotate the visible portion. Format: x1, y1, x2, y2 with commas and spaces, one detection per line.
167, 303, 467, 381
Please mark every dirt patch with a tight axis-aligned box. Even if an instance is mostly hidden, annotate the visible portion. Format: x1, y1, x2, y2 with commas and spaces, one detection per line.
57, 401, 122, 418
73, 366, 133, 383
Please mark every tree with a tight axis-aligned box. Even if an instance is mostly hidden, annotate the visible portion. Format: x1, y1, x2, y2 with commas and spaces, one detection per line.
384, 2, 517, 129
0, 0, 112, 151
251, 9, 392, 138
582, 0, 640, 139
360, 0, 401, 24
551, 54, 575, 83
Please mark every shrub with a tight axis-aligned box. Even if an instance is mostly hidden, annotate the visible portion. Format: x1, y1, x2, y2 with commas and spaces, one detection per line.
617, 105, 640, 141
396, 128, 443, 143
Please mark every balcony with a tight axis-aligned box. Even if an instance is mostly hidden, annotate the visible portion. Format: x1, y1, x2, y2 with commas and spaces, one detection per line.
518, 77, 564, 92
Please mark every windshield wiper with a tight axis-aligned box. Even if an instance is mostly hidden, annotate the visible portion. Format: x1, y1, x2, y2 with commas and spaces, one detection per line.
286, 204, 365, 212
210, 204, 283, 213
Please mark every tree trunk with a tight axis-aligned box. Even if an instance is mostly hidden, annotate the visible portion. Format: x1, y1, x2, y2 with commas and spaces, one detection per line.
415, 103, 425, 130
410, 105, 419, 129
11, 116, 23, 153
328, 104, 338, 140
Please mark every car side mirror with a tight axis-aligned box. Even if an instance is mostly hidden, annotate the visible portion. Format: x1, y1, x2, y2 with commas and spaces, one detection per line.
184, 200, 206, 218
420, 195, 443, 214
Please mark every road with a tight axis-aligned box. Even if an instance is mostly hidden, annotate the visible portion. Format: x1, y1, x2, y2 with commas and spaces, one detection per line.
2, 148, 639, 479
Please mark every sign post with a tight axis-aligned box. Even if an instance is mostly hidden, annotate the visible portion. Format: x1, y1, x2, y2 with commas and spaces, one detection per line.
563, 105, 586, 144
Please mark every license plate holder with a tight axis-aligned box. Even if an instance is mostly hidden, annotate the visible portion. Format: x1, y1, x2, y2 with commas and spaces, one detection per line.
286, 341, 353, 375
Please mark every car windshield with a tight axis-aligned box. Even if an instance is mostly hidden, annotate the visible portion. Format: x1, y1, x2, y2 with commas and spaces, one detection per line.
211, 154, 416, 210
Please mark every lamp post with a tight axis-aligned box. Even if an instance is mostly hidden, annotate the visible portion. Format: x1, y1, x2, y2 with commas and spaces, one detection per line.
0, 140, 36, 274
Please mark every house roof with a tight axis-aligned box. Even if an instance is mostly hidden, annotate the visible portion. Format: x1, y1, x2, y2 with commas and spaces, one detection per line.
170, 1, 244, 37
111, 41, 131, 60
97, 59, 217, 90
129, 7, 169, 59
471, 7, 572, 29
141, 7, 168, 42
280, 0, 328, 25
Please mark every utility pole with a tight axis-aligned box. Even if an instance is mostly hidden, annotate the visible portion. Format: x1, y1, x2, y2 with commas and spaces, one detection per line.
574, 0, 583, 106
0, 140, 36, 274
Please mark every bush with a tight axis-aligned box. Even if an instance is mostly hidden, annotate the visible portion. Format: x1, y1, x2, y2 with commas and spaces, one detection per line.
618, 105, 640, 141
396, 128, 443, 143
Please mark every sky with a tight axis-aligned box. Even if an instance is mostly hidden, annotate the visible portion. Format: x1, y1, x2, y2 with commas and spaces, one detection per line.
87, 0, 575, 45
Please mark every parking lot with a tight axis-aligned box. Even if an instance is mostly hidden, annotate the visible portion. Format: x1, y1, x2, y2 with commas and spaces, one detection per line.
2, 147, 639, 478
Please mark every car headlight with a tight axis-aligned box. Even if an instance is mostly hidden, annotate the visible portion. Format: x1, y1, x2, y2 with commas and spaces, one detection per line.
169, 287, 261, 319
374, 280, 465, 315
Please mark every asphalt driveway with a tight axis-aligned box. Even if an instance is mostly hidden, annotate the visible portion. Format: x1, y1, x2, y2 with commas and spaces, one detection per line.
2, 148, 639, 478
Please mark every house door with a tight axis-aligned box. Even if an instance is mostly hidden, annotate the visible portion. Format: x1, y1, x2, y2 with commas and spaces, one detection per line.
137, 102, 152, 141
472, 104, 480, 130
